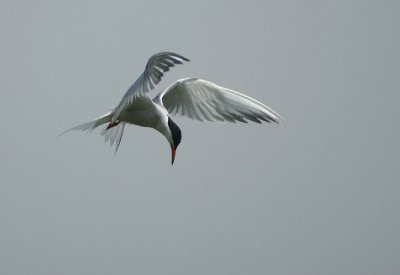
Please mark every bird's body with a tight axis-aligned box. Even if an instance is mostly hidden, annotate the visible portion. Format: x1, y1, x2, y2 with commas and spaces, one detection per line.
62, 52, 283, 164
120, 95, 166, 128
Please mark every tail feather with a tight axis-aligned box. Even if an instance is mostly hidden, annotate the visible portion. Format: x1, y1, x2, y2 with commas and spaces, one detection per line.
101, 122, 126, 155
60, 111, 126, 155
59, 112, 113, 136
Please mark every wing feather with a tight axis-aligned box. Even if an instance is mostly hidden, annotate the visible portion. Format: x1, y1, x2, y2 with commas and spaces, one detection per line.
155, 78, 283, 124
112, 52, 189, 121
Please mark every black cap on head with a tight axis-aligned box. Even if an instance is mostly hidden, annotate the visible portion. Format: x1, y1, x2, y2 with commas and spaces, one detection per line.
167, 117, 182, 149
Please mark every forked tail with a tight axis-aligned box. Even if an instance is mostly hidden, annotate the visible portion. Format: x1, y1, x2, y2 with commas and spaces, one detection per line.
60, 111, 126, 155
101, 122, 125, 155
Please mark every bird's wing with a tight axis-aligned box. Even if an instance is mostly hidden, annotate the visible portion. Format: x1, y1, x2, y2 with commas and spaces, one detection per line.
155, 78, 283, 123
112, 52, 189, 121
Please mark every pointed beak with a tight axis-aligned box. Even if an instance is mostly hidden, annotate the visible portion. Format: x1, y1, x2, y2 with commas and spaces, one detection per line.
171, 146, 177, 165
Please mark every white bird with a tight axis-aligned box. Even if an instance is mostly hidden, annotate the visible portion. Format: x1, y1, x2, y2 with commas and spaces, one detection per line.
62, 52, 283, 164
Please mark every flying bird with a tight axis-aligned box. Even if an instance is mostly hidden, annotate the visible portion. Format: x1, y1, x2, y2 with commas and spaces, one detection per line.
62, 52, 283, 164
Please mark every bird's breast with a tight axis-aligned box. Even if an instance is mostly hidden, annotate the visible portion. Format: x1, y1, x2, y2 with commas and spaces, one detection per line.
119, 102, 167, 128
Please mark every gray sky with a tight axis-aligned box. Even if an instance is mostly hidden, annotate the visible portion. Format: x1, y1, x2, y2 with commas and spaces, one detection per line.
1, 1, 399, 274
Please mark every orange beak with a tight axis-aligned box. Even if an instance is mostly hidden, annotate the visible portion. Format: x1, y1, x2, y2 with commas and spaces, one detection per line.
171, 146, 177, 165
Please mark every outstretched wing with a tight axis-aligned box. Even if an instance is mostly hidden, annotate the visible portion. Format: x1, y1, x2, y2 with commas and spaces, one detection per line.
155, 78, 283, 123
112, 52, 189, 121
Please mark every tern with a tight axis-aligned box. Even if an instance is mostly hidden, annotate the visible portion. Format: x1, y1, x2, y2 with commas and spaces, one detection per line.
62, 52, 283, 164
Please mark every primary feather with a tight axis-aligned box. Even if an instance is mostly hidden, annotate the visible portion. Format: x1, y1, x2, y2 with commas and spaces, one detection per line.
112, 52, 189, 121
155, 78, 283, 124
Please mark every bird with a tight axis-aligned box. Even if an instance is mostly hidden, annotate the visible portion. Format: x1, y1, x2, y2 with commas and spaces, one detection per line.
61, 52, 283, 164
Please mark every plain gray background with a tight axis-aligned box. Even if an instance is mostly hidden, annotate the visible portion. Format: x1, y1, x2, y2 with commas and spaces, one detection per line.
1, 1, 399, 274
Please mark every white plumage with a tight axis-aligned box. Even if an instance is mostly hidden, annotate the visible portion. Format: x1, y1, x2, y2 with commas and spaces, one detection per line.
155, 78, 282, 123
62, 52, 283, 164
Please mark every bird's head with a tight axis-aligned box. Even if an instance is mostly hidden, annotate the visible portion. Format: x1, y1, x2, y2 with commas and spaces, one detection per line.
167, 117, 182, 165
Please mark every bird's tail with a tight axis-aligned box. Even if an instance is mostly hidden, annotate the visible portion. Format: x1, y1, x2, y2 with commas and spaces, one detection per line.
100, 122, 126, 155
60, 111, 126, 155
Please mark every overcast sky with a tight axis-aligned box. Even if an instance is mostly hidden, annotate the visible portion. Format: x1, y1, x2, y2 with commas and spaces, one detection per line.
1, 1, 399, 274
